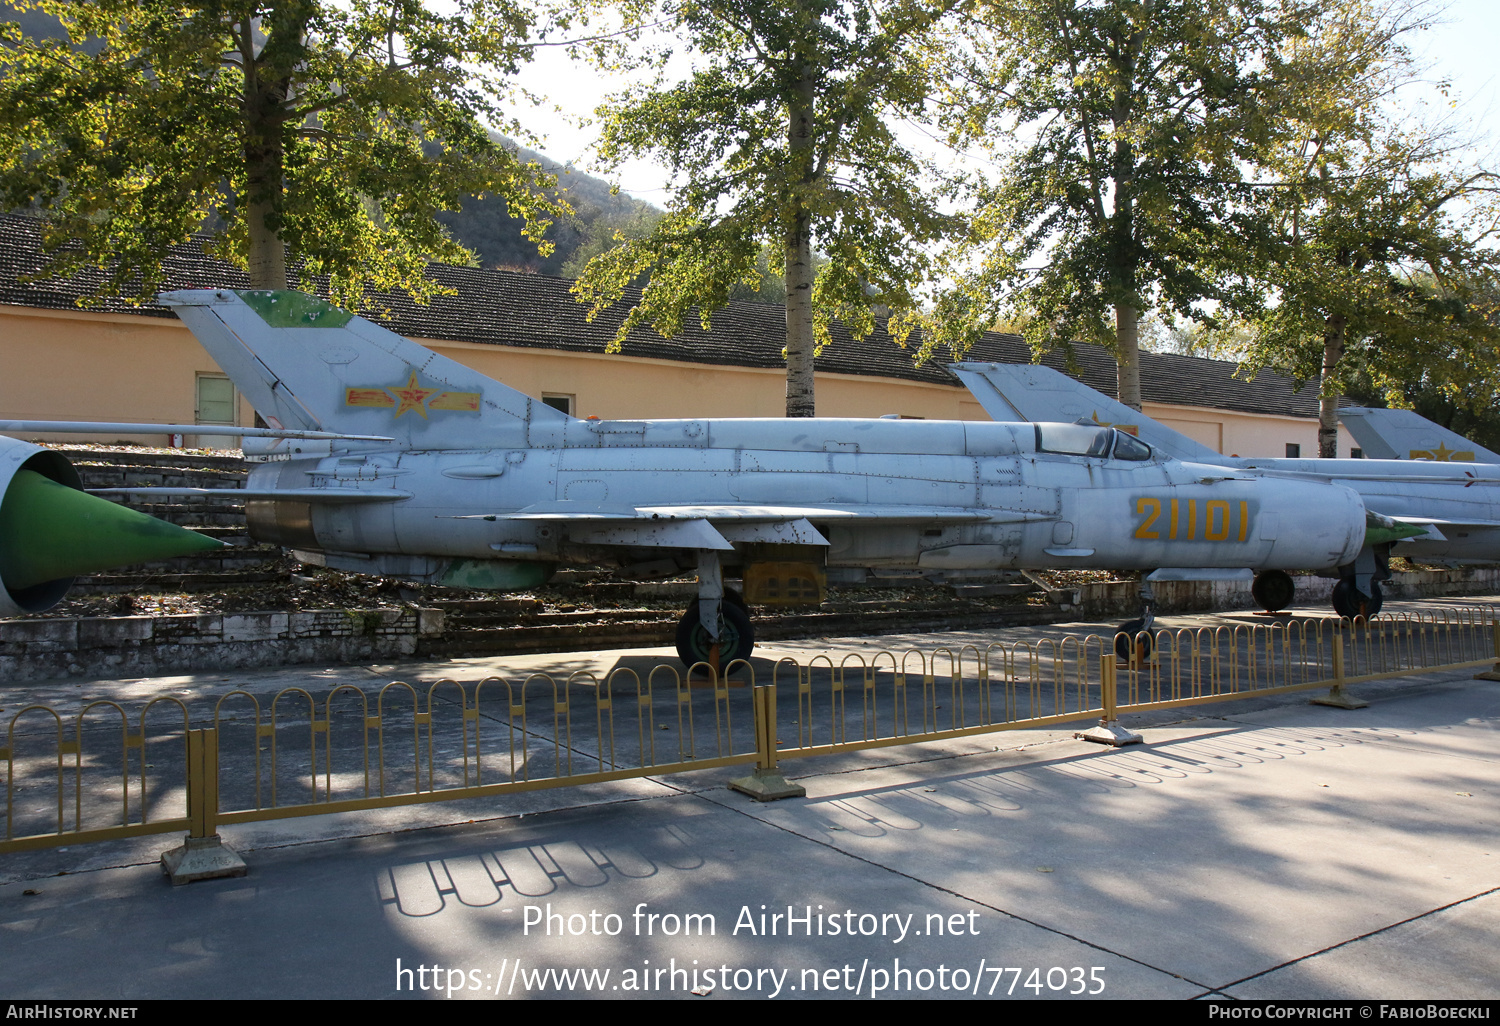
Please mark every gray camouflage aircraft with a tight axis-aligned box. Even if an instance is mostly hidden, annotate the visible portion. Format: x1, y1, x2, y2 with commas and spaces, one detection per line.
0, 290, 1441, 662
951, 362, 1500, 618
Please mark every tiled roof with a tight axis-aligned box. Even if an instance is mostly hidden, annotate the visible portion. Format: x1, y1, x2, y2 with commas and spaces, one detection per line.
0, 212, 1320, 419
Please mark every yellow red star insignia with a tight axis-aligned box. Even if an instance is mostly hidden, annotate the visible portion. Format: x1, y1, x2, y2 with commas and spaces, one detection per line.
345, 371, 482, 418
390, 371, 439, 419
1410, 444, 1474, 462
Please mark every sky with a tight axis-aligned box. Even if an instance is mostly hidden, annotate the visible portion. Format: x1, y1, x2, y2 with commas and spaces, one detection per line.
509, 0, 1500, 204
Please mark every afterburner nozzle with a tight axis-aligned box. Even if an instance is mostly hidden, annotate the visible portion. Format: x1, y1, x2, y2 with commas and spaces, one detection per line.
0, 469, 225, 592
1364, 511, 1430, 548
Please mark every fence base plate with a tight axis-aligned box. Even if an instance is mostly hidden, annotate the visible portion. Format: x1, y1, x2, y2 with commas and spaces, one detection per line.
729, 768, 807, 802
1311, 687, 1368, 710
1475, 669, 1500, 681
161, 834, 247, 885
1075, 722, 1143, 747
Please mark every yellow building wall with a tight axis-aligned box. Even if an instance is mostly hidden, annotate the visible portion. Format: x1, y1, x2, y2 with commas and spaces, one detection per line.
0, 304, 1342, 458
1146, 402, 1358, 460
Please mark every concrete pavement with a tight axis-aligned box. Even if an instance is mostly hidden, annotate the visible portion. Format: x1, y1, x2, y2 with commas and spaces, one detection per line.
0, 597, 1496, 1000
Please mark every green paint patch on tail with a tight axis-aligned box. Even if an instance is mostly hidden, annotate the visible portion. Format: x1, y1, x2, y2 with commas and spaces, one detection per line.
238, 290, 353, 328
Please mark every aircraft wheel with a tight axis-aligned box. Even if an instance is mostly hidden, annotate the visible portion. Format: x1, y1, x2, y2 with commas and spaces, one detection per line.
676, 600, 755, 667
723, 585, 749, 612
1113, 622, 1154, 664
1251, 570, 1295, 612
1331, 579, 1383, 620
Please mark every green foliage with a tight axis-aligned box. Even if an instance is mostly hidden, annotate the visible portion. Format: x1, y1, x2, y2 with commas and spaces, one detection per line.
0, 0, 570, 308
1235, 0, 1500, 451
558, 201, 663, 280
571, 0, 965, 415
932, 0, 1312, 405
1247, 168, 1500, 393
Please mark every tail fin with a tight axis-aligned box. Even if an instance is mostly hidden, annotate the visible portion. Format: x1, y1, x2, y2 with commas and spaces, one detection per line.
1338, 407, 1500, 463
158, 289, 569, 450
949, 362, 1230, 464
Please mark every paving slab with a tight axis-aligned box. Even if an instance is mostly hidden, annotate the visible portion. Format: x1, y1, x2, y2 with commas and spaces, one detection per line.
733, 674, 1500, 994
0, 595, 1495, 1000
1223, 888, 1500, 1000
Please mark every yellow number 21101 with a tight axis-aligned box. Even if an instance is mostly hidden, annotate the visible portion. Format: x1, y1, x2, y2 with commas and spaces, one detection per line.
1133, 497, 1249, 542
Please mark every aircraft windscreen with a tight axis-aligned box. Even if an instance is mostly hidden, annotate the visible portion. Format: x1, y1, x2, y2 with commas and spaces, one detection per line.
1034, 424, 1154, 461
1035, 423, 1113, 457
1112, 431, 1153, 461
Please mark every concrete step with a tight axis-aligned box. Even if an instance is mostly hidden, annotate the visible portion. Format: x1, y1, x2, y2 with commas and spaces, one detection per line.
70, 569, 289, 595
418, 605, 1065, 658
51, 448, 248, 473
77, 466, 248, 490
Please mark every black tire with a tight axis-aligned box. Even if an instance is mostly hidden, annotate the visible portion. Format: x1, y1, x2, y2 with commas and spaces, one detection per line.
676, 600, 755, 667
723, 585, 749, 612
1114, 624, 1154, 663
1251, 570, 1296, 612
1331, 579, 1383, 619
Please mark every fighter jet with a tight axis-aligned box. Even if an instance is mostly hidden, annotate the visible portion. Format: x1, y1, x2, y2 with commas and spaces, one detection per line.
0, 290, 1410, 663
951, 362, 1500, 618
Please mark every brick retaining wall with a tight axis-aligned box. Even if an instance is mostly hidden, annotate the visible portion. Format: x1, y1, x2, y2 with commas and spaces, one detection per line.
0, 607, 447, 681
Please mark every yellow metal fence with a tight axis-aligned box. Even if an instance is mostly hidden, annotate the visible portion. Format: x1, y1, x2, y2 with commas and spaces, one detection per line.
2, 608, 1494, 856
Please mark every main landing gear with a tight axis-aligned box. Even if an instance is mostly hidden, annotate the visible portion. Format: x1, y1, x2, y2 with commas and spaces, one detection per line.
676, 588, 754, 666
675, 549, 755, 667
1251, 566, 1385, 619
1330, 542, 1391, 620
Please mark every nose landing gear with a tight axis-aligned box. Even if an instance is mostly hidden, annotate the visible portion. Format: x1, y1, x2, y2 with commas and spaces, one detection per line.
1331, 578, 1383, 619
1251, 569, 1296, 613
1115, 593, 1156, 665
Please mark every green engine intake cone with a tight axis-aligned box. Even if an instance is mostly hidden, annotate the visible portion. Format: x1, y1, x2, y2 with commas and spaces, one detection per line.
0, 469, 224, 593
1363, 510, 1430, 548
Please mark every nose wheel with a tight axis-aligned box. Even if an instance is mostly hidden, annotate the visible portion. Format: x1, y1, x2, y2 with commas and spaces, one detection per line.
1251, 570, 1295, 613
1331, 579, 1383, 620
1114, 596, 1155, 665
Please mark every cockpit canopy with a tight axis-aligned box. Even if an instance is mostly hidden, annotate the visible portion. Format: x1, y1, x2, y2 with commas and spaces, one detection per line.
1034, 423, 1153, 462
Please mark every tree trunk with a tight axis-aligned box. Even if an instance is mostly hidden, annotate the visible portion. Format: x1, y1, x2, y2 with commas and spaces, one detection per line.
1115, 304, 1141, 411
241, 17, 288, 291
245, 190, 287, 290
1319, 314, 1346, 458
782, 44, 817, 419
1108, 18, 1144, 413
784, 210, 815, 418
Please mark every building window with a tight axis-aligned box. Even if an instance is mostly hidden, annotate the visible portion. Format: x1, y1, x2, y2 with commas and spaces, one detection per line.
1285, 443, 1301, 458
1350, 448, 1363, 459
541, 393, 574, 416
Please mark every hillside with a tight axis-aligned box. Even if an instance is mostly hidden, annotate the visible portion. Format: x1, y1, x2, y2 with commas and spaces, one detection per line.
435, 139, 663, 279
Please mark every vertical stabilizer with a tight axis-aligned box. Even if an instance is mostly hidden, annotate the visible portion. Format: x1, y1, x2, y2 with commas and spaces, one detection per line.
1338, 407, 1500, 463
950, 362, 1230, 464
158, 289, 570, 450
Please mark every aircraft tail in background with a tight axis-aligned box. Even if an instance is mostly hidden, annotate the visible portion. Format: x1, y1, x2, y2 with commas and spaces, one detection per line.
949, 362, 1229, 464
1338, 407, 1500, 463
